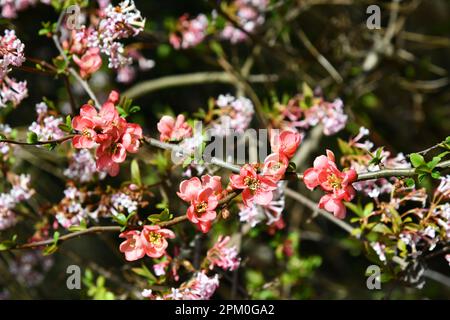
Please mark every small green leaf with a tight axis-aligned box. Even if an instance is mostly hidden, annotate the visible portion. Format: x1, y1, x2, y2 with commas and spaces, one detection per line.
410, 153, 425, 168
405, 178, 415, 188
131, 159, 142, 186
148, 208, 172, 223
27, 132, 39, 144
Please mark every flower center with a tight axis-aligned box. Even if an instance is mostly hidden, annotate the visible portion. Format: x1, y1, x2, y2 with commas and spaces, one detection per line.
328, 174, 342, 189
148, 232, 162, 245
244, 177, 260, 191
195, 201, 208, 213
82, 129, 92, 138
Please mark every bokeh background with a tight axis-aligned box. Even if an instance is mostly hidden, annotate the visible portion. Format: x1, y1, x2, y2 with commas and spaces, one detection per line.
0, 0, 449, 299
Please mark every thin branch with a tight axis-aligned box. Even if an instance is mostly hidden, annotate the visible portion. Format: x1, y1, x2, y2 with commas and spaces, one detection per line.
0, 135, 74, 146
296, 28, 343, 83
51, 8, 101, 108
123, 72, 277, 99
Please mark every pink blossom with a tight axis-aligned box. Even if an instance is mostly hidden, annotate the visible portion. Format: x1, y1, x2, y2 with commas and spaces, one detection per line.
177, 175, 222, 202
119, 230, 145, 261
140, 225, 175, 258
73, 48, 102, 78
303, 150, 357, 219
71, 91, 142, 176
270, 129, 301, 159
186, 188, 218, 233
230, 164, 277, 207
157, 114, 192, 142
206, 236, 240, 271
262, 152, 288, 181
170, 14, 208, 49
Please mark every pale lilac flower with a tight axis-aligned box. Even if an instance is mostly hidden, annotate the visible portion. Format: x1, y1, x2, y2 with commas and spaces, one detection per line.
111, 192, 138, 215
0, 123, 12, 155
28, 102, 65, 141
170, 14, 209, 49
371, 242, 386, 263
0, 0, 50, 18
238, 203, 263, 227
0, 29, 25, 77
0, 174, 33, 230
437, 175, 450, 197
210, 94, 254, 136
64, 149, 106, 183
445, 254, 450, 267
141, 289, 153, 298
206, 236, 240, 271
221, 0, 268, 43
55, 187, 89, 228
0, 77, 27, 108
9, 251, 53, 287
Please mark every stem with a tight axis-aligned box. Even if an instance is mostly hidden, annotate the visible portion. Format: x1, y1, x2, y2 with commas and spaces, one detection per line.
0, 135, 74, 146
51, 8, 101, 109
123, 72, 277, 99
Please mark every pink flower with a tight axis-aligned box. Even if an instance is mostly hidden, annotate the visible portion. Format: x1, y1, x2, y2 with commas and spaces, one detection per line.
71, 111, 97, 149
122, 123, 143, 153
71, 92, 142, 176
230, 164, 277, 207
119, 230, 145, 261
157, 114, 192, 142
303, 149, 357, 219
170, 14, 208, 49
206, 236, 240, 271
177, 175, 222, 202
140, 225, 175, 258
262, 152, 288, 182
186, 188, 218, 233
270, 129, 301, 159
73, 48, 102, 78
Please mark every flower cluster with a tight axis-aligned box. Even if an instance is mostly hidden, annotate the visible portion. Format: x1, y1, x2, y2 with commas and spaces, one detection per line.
0, 174, 34, 230
157, 114, 192, 142
119, 225, 175, 261
304, 150, 357, 219
28, 102, 65, 142
62, 0, 147, 79
71, 91, 143, 176
0, 29, 27, 108
64, 149, 107, 183
342, 127, 411, 199
0, 29, 25, 78
177, 175, 223, 233
54, 186, 93, 228
210, 94, 255, 136
221, 0, 268, 43
238, 181, 286, 228
277, 92, 348, 136
144, 271, 219, 300
205, 236, 240, 271
170, 14, 209, 49
0, 123, 12, 157
0, 0, 51, 18
231, 129, 300, 208
8, 251, 53, 287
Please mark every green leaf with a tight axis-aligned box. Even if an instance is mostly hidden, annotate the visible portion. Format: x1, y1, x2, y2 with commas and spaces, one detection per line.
409, 153, 425, 168
405, 178, 415, 188
68, 219, 87, 232
427, 156, 441, 170
431, 171, 441, 179
130, 159, 142, 186
27, 132, 39, 144
0, 235, 17, 251
112, 213, 127, 226
148, 208, 172, 223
